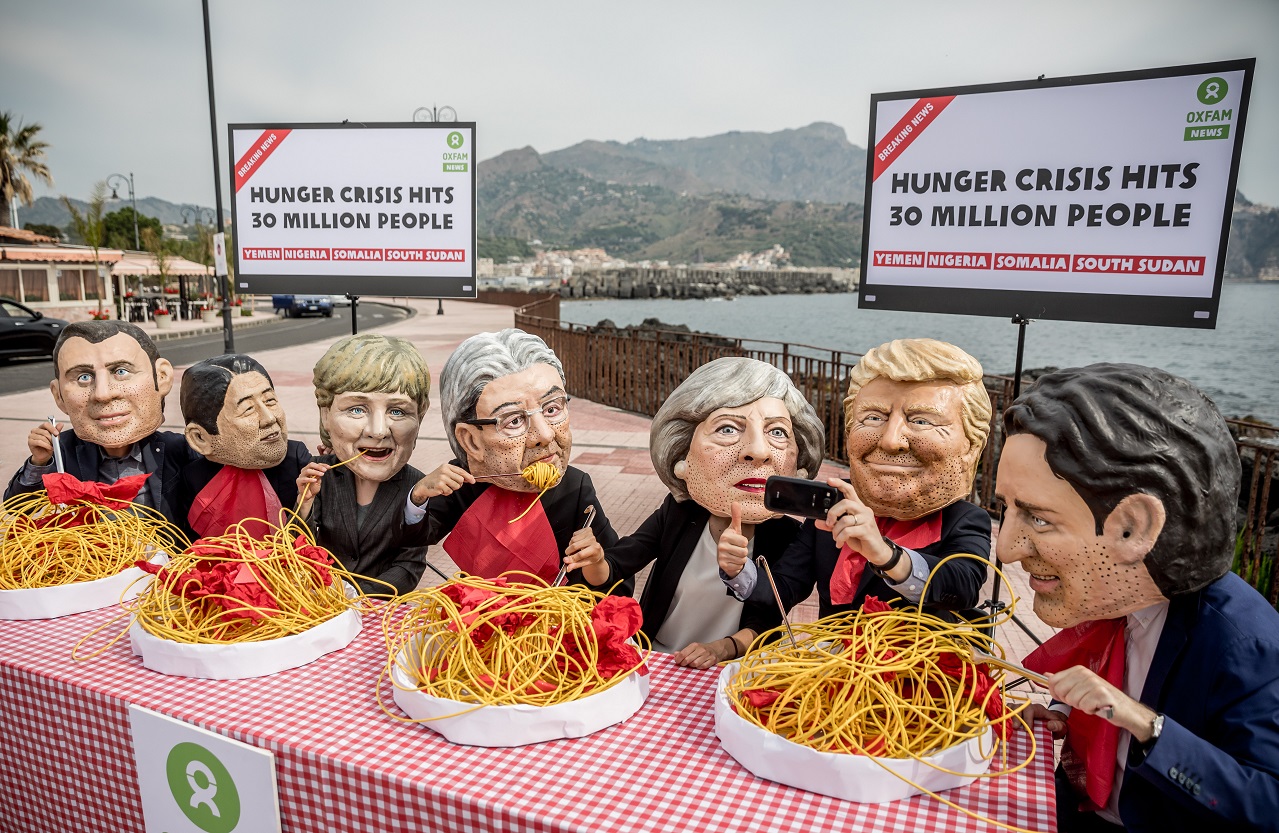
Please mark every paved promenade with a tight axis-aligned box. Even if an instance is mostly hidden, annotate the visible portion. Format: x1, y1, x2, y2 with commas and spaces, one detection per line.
0, 298, 1052, 666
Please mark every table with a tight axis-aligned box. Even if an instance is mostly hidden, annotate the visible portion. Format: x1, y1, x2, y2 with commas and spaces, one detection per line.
0, 606, 1057, 833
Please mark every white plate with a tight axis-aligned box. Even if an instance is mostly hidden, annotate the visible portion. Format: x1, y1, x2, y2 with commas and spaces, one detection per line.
0, 553, 164, 621
390, 634, 650, 746
714, 662, 994, 803
128, 583, 361, 679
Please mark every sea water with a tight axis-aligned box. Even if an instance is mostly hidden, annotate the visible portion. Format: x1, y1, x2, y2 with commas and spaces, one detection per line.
560, 283, 1279, 423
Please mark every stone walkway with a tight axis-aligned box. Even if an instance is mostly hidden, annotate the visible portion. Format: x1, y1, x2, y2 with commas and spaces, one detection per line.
0, 297, 1054, 667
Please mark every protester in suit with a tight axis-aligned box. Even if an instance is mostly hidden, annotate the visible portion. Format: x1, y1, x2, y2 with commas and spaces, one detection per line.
721, 338, 991, 621
5, 320, 193, 527
569, 357, 825, 667
1001, 364, 1279, 833
296, 334, 461, 595
423, 328, 621, 588
180, 354, 309, 537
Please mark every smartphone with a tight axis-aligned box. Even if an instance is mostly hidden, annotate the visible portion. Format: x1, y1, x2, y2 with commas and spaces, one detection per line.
764, 475, 841, 520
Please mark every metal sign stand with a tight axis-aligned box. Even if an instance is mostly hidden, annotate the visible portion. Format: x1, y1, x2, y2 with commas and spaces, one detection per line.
980, 313, 1042, 647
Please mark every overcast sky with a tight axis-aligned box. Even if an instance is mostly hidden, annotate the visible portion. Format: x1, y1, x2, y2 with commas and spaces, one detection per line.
6, 0, 1277, 211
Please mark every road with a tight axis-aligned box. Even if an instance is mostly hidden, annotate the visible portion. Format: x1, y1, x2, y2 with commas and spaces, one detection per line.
0, 301, 410, 395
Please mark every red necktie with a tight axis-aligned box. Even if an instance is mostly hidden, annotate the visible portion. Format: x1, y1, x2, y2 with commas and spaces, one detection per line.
1024, 617, 1127, 811
444, 487, 562, 582
828, 512, 943, 605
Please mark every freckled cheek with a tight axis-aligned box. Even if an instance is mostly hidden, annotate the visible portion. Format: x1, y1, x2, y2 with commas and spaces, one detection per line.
699, 447, 742, 481
846, 427, 881, 457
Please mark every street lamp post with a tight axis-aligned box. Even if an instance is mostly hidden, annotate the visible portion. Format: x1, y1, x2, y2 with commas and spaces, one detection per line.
413, 105, 457, 316
181, 205, 218, 303
412, 105, 457, 123
106, 172, 139, 250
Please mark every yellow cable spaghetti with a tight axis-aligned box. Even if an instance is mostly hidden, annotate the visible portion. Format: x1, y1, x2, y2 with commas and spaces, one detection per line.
124, 518, 375, 645
380, 572, 649, 722
0, 489, 188, 590
508, 461, 562, 524
726, 553, 1048, 833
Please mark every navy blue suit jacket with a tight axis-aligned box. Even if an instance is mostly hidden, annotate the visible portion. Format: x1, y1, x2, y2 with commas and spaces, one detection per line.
1093, 572, 1279, 832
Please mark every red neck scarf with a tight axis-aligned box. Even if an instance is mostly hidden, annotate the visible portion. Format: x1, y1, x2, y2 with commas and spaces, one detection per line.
444, 487, 561, 582
828, 511, 943, 605
1024, 617, 1127, 811
189, 466, 282, 539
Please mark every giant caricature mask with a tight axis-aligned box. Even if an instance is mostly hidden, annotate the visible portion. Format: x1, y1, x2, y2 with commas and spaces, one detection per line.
843, 339, 990, 521
50, 323, 173, 457
680, 397, 799, 523
181, 355, 289, 470
996, 363, 1239, 629
454, 363, 572, 493
313, 334, 430, 486
652, 357, 824, 525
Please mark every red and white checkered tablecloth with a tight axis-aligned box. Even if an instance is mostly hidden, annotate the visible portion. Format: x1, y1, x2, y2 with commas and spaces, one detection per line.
0, 605, 1057, 833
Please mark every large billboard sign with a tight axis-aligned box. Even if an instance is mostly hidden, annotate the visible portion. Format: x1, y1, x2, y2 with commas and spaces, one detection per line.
228, 122, 477, 298
859, 60, 1253, 328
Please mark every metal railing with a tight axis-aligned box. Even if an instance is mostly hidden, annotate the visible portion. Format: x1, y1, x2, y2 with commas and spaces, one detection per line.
513, 293, 1279, 602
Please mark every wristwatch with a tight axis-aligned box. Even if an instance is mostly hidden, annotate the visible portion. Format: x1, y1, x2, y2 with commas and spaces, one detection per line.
1146, 713, 1165, 747
872, 536, 905, 578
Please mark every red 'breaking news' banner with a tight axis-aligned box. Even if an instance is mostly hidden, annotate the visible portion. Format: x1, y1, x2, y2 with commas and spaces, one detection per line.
872, 97, 955, 182
234, 129, 292, 193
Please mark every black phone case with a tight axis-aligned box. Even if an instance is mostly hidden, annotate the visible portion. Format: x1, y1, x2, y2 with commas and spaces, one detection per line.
764, 475, 840, 519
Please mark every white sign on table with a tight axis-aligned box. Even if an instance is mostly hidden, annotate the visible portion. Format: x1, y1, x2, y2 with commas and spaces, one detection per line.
228, 122, 477, 299
129, 705, 281, 833
859, 59, 1254, 328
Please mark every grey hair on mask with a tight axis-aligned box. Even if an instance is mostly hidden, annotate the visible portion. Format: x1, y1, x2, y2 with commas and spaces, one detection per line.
439, 328, 566, 461
650, 357, 826, 501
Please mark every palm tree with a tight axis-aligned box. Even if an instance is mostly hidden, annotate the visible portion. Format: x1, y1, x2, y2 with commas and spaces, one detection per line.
0, 111, 54, 229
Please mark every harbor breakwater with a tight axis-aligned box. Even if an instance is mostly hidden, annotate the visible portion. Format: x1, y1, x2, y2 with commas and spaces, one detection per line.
557, 266, 858, 299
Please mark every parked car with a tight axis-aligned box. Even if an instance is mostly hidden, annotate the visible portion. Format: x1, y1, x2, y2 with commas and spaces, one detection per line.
271, 294, 334, 318
0, 298, 69, 360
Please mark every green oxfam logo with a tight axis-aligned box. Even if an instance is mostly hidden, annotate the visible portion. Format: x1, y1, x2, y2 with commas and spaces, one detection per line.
166, 742, 241, 833
1197, 76, 1228, 105
447, 131, 465, 149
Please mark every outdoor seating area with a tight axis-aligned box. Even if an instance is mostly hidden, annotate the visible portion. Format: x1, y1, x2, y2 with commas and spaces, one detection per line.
111, 251, 216, 322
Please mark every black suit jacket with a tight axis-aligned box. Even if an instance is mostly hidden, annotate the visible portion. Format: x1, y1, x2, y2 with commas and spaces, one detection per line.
4, 429, 194, 529
758, 497, 990, 620
180, 440, 311, 536
426, 462, 628, 593
598, 493, 801, 641
306, 456, 428, 596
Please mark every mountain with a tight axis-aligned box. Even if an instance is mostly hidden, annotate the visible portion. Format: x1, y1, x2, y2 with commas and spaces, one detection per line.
541, 122, 867, 204
1227, 191, 1279, 279
478, 147, 863, 266
14, 123, 1279, 275
17, 196, 223, 229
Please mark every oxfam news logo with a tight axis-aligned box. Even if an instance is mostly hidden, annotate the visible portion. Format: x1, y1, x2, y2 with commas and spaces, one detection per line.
1196, 76, 1228, 105
166, 742, 241, 833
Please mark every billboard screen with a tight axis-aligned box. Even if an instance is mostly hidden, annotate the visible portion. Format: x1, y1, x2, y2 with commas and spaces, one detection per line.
229, 122, 477, 298
859, 60, 1254, 327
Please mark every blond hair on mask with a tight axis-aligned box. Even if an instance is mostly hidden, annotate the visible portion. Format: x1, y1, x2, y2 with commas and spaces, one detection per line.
843, 338, 991, 455
313, 334, 431, 446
